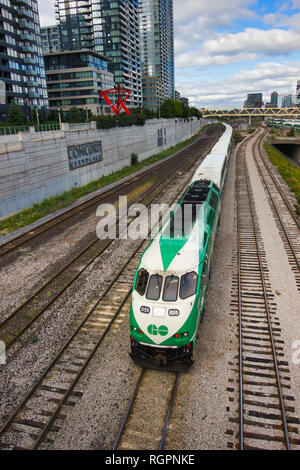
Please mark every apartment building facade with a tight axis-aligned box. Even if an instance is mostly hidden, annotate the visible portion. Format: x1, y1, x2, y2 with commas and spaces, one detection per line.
44, 49, 114, 115
0, 0, 48, 115
55, 0, 142, 108
41, 25, 61, 54
140, 0, 175, 110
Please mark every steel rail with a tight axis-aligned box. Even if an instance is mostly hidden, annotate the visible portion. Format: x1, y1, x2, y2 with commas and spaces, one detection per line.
235, 127, 261, 450
112, 370, 179, 451
159, 372, 179, 450
236, 147, 244, 451
236, 129, 291, 450
254, 131, 299, 272
112, 368, 146, 450
258, 131, 300, 230
244, 148, 291, 450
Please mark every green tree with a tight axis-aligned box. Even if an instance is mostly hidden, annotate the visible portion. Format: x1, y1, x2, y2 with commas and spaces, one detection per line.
189, 107, 202, 119
7, 102, 26, 125
67, 107, 86, 123
47, 110, 59, 122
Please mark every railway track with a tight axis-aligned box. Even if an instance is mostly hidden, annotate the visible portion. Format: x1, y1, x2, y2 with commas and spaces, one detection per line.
253, 129, 300, 290
228, 131, 300, 450
113, 368, 179, 450
0, 128, 223, 351
0, 126, 220, 262
0, 134, 207, 450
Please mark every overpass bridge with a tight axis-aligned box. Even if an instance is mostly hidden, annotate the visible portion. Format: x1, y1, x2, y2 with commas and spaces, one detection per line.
202, 107, 300, 118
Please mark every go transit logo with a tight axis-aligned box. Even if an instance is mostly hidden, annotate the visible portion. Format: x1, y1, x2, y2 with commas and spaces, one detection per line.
147, 325, 169, 337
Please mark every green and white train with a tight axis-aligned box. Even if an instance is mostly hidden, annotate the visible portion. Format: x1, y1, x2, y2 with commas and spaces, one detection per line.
129, 124, 233, 369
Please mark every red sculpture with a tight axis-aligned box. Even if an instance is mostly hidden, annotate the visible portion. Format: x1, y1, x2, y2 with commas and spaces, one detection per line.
100, 84, 132, 115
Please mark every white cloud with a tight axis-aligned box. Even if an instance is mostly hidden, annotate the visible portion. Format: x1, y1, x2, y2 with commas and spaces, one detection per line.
176, 61, 300, 108
264, 10, 300, 31
174, 0, 255, 26
176, 51, 259, 68
175, 27, 300, 69
203, 28, 300, 56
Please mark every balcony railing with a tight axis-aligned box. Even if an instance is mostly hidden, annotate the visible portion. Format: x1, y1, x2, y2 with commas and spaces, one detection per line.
24, 57, 38, 65
15, 0, 31, 5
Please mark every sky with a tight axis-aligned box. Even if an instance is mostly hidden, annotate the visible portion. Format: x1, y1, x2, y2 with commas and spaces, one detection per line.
37, 0, 300, 109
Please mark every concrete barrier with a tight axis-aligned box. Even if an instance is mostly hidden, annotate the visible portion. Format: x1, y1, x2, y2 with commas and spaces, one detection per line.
0, 117, 206, 219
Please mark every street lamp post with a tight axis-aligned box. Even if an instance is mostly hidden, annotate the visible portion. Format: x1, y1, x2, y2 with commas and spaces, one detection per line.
35, 107, 40, 126
57, 107, 62, 128
84, 105, 89, 122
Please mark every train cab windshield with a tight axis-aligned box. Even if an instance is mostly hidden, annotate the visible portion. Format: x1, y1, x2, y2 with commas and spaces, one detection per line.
146, 274, 163, 300
135, 269, 198, 301
180, 272, 198, 299
135, 268, 149, 296
163, 276, 179, 302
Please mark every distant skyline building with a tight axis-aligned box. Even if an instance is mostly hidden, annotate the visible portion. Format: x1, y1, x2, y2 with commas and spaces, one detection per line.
296, 80, 300, 107
0, 0, 48, 114
281, 94, 294, 108
140, 0, 175, 110
247, 93, 263, 108
55, 0, 142, 108
271, 91, 278, 107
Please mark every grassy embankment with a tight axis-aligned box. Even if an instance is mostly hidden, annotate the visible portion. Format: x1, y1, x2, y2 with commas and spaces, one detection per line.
264, 142, 300, 216
0, 123, 214, 235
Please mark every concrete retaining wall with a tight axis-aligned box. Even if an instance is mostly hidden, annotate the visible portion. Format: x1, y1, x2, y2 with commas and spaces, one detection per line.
0, 117, 207, 218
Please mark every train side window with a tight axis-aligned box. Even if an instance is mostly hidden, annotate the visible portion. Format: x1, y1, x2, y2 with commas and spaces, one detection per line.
179, 272, 198, 299
208, 210, 214, 226
163, 275, 179, 302
209, 191, 218, 209
202, 256, 208, 277
146, 274, 163, 301
135, 269, 149, 296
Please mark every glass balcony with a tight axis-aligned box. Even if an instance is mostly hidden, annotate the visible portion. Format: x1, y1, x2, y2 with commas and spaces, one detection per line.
15, 0, 31, 5
21, 33, 34, 42
24, 57, 38, 65
28, 91, 40, 98
26, 79, 39, 87
22, 45, 35, 53
19, 8, 32, 19
19, 19, 34, 31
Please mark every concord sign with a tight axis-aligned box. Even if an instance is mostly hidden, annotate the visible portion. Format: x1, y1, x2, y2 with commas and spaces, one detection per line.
68, 141, 103, 170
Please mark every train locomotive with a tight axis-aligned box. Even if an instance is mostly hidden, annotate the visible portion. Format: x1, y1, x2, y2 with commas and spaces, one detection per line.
129, 124, 233, 370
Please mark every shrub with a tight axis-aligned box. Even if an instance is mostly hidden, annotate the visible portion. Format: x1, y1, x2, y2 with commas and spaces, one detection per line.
7, 102, 26, 125
131, 153, 139, 165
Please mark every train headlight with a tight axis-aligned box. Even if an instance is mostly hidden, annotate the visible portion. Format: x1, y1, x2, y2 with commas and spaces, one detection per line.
140, 306, 150, 314
168, 309, 180, 317
183, 332, 189, 337
131, 326, 143, 334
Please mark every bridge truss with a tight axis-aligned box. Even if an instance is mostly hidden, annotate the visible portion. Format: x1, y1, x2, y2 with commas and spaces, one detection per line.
202, 107, 300, 118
